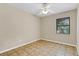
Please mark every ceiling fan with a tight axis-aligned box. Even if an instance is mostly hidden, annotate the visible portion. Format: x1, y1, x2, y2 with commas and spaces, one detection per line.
38, 3, 54, 16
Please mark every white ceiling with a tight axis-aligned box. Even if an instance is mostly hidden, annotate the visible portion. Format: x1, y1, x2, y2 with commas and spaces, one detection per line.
8, 3, 78, 17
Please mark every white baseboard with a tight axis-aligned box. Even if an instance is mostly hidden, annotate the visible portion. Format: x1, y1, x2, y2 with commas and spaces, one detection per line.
40, 38, 77, 47
0, 38, 77, 54
0, 39, 40, 54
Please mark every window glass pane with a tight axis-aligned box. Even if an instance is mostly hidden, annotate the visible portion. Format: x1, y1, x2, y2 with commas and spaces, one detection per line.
62, 19, 69, 25
57, 17, 70, 25
57, 26, 70, 34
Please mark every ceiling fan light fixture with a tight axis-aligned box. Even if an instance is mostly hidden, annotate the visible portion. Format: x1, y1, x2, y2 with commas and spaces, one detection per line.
38, 3, 55, 16
40, 3, 50, 15
42, 9, 49, 14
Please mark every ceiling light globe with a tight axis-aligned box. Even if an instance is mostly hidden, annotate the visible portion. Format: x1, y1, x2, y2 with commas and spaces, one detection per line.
42, 10, 48, 14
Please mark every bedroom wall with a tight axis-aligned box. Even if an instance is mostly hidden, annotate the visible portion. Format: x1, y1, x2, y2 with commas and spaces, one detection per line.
77, 5, 79, 55
40, 10, 77, 46
0, 4, 40, 52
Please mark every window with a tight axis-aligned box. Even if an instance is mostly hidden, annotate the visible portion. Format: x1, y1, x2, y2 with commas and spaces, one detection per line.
56, 17, 70, 34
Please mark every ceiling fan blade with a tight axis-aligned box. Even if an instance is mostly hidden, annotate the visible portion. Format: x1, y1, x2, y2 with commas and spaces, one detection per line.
48, 9, 55, 13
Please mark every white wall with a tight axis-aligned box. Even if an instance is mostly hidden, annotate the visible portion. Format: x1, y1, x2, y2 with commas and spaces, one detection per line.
0, 4, 40, 52
40, 10, 77, 46
77, 5, 79, 55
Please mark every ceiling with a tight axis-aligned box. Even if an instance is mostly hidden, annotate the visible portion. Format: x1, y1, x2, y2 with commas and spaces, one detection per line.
8, 3, 78, 17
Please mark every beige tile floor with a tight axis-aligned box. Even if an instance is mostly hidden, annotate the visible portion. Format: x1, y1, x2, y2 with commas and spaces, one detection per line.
0, 40, 78, 56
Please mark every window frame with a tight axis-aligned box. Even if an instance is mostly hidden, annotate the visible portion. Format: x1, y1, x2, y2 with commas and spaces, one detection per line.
56, 17, 70, 34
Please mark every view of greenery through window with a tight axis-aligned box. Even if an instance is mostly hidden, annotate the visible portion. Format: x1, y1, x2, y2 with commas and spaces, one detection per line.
56, 17, 70, 34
